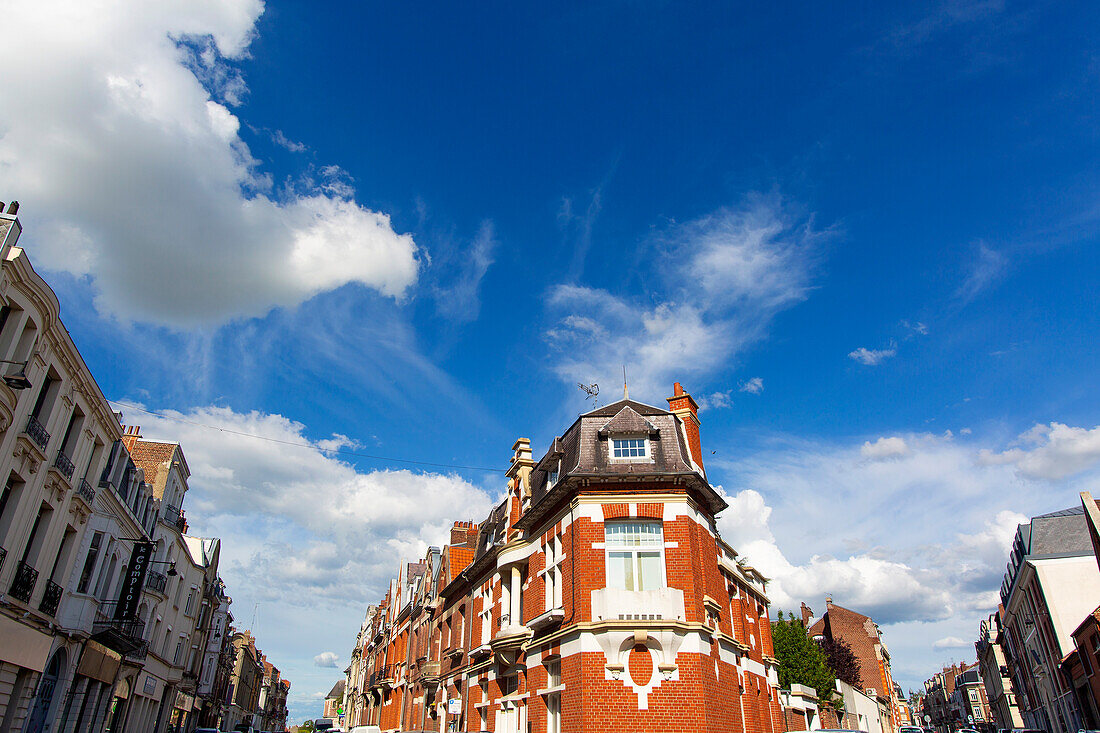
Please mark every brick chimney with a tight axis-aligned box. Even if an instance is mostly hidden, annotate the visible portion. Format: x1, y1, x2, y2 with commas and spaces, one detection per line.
450, 520, 476, 546
667, 382, 704, 473
121, 424, 142, 453
801, 602, 814, 627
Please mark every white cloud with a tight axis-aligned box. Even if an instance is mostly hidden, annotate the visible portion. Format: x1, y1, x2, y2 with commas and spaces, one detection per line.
861, 436, 910, 460
848, 346, 897, 365
432, 220, 497, 323
272, 129, 307, 153
902, 320, 929, 336
313, 652, 339, 668
978, 422, 1100, 480
956, 242, 1007, 304
545, 194, 826, 400
740, 377, 765, 394
0, 0, 418, 326
696, 391, 733, 410
932, 636, 971, 650
133, 404, 496, 603
710, 424, 1100, 689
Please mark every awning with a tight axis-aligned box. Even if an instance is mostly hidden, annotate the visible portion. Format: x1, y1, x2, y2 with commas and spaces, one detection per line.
0, 615, 52, 671
77, 641, 122, 684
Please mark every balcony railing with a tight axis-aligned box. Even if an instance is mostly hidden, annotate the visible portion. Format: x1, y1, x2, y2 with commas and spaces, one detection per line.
24, 414, 49, 451
92, 600, 148, 655
76, 478, 95, 505
38, 579, 63, 616
146, 570, 168, 594
54, 450, 75, 480
162, 503, 186, 531
9, 559, 39, 603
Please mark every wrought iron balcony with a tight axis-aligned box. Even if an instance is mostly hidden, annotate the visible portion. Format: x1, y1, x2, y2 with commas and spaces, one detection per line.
162, 503, 186, 531
92, 600, 148, 655
24, 414, 49, 451
124, 639, 149, 662
54, 449, 75, 480
76, 478, 95, 505
38, 579, 63, 616
145, 570, 168, 594
9, 560, 38, 602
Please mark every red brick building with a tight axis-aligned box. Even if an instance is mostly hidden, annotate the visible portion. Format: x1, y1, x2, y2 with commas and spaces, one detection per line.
805, 599, 901, 728
344, 384, 783, 733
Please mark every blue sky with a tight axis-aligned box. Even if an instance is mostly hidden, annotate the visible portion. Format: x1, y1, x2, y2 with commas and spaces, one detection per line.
3, 0, 1100, 722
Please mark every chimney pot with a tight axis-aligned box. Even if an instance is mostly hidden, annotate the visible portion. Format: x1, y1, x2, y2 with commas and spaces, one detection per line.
7, 201, 18, 215
674, 382, 684, 396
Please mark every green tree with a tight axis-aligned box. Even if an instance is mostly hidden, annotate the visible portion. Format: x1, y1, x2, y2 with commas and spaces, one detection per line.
772, 611, 838, 706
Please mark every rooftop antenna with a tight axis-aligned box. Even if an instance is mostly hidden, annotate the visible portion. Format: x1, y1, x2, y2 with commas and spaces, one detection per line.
623, 365, 628, 400
578, 382, 599, 407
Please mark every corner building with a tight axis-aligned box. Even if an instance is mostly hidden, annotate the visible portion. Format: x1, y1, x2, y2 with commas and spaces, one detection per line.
354, 384, 783, 733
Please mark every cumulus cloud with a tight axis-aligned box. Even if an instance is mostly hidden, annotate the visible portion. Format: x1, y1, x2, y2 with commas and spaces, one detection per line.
313, 652, 339, 668
545, 194, 827, 400
848, 346, 897, 365
978, 423, 1100, 480
712, 423, 1100, 688
740, 377, 765, 394
0, 0, 418, 326
932, 636, 971, 650
861, 436, 910, 460
134, 404, 496, 604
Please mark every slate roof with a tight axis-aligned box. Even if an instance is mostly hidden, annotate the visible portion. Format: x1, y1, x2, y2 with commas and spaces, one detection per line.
1028, 505, 1090, 557
326, 679, 345, 699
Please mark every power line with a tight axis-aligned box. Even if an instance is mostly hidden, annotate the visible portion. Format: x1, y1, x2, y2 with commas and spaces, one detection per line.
106, 399, 507, 474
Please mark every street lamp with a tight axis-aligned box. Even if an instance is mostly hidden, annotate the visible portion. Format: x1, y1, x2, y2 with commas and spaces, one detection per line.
0, 358, 32, 390
149, 559, 179, 577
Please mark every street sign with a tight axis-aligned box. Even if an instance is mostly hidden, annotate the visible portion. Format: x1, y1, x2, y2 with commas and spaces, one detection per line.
923, 715, 931, 723
447, 698, 462, 715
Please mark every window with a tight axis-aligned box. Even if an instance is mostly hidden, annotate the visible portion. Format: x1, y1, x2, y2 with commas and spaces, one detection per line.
611, 437, 647, 459
546, 692, 561, 733
605, 521, 664, 591
185, 588, 196, 616
77, 532, 103, 593
174, 637, 185, 665
544, 535, 564, 611
545, 659, 561, 688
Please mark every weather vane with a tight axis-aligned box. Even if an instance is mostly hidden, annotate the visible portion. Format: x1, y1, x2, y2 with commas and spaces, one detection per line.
578, 382, 599, 407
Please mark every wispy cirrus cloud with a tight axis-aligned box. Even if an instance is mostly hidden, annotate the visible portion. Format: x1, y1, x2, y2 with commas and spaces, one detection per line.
544, 194, 829, 401
956, 242, 1007, 304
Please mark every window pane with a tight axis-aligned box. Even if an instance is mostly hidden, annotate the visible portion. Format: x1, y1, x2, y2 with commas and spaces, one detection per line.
638, 552, 662, 590
608, 551, 632, 590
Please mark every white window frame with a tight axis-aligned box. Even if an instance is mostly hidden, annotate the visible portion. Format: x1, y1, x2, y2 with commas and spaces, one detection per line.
542, 534, 565, 611
609, 435, 651, 461
604, 520, 666, 591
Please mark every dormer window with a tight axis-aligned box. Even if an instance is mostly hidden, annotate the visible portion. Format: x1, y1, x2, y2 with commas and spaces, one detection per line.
611, 437, 648, 460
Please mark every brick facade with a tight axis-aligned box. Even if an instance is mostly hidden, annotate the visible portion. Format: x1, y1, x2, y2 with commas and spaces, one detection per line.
342, 386, 782, 733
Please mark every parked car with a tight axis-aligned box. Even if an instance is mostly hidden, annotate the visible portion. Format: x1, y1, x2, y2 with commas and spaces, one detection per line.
900, 726, 924, 733
195, 728, 219, 733
348, 726, 382, 733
